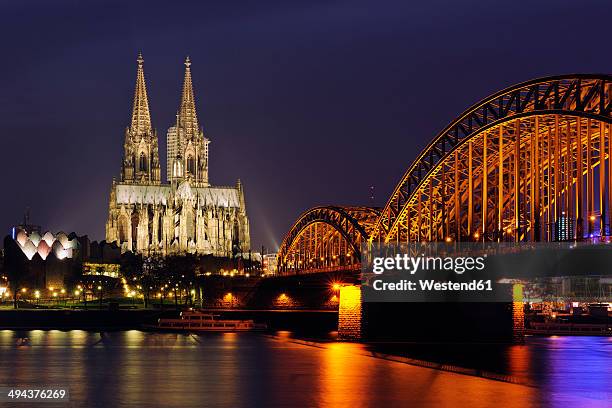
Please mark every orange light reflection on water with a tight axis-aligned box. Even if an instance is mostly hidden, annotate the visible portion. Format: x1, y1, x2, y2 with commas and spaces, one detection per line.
318, 340, 538, 407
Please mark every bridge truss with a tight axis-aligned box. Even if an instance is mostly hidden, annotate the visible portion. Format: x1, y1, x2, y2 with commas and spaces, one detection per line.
277, 75, 612, 275
277, 206, 380, 274
375, 75, 612, 243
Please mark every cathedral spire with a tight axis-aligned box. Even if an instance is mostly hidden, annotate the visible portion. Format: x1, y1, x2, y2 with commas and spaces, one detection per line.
122, 53, 161, 185
130, 52, 152, 136
178, 56, 199, 138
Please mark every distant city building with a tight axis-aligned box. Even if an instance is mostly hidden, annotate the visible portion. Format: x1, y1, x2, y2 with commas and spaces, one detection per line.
105, 54, 250, 256
0, 247, 7, 299
3, 224, 120, 292
262, 253, 278, 275
82, 262, 120, 278
11, 228, 79, 262
4, 227, 81, 290
555, 214, 574, 241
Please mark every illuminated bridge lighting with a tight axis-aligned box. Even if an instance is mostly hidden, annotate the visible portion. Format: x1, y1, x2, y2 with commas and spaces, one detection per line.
277, 207, 381, 274
375, 75, 612, 244
278, 75, 612, 276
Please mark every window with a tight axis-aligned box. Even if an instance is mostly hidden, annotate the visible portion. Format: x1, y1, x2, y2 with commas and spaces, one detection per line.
187, 155, 195, 175
173, 160, 183, 178
139, 153, 147, 172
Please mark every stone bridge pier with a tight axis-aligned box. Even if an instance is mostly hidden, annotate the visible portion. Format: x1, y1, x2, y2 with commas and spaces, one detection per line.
240, 273, 524, 343
337, 282, 524, 343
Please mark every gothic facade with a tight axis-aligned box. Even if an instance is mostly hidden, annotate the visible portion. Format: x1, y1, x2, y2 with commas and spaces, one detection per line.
106, 54, 250, 256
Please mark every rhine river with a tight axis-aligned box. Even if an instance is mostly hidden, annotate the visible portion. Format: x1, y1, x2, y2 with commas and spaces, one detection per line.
0, 330, 609, 407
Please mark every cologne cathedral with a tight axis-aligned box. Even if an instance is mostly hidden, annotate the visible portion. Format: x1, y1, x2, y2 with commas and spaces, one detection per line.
105, 54, 250, 256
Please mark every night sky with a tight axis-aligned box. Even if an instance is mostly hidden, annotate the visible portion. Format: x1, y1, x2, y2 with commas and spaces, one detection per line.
1, 0, 611, 251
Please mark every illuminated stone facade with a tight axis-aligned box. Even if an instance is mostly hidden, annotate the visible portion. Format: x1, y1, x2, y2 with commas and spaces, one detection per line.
106, 55, 250, 256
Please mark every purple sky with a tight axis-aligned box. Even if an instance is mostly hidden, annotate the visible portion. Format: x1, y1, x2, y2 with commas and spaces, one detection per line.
1, 0, 611, 251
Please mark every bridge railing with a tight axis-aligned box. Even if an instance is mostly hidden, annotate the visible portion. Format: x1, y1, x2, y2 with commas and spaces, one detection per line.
278, 263, 361, 276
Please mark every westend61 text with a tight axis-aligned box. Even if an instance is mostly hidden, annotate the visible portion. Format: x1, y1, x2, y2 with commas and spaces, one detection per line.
371, 254, 486, 275
372, 279, 493, 292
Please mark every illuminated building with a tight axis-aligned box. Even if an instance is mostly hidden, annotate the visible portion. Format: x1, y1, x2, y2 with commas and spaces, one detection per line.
165, 58, 210, 185
105, 54, 250, 256
262, 253, 278, 275
554, 214, 574, 241
10, 228, 78, 261
82, 262, 120, 278
3, 227, 80, 290
3, 223, 123, 292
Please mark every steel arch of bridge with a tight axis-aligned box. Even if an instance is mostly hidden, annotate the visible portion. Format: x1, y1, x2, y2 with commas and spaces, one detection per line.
374, 74, 612, 243
277, 206, 380, 274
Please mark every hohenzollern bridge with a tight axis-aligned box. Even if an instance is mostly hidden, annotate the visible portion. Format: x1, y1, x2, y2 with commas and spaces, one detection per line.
277, 75, 612, 274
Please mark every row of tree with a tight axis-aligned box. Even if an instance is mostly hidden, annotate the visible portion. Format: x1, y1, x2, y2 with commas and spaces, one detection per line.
121, 253, 261, 308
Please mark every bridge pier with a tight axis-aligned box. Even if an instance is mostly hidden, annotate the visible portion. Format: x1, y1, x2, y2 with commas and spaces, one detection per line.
512, 283, 525, 343
236, 273, 525, 343
338, 285, 362, 340
337, 283, 525, 344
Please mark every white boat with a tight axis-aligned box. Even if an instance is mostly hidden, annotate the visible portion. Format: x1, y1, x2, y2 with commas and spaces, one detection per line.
154, 310, 266, 332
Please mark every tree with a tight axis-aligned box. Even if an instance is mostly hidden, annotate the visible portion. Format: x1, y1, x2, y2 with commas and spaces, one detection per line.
3, 236, 27, 309
141, 255, 164, 308
164, 254, 197, 309
120, 252, 143, 282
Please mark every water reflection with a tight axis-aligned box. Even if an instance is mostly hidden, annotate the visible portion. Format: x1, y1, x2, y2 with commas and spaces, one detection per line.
320, 343, 369, 406
535, 336, 612, 407
316, 341, 535, 407
0, 331, 608, 407
506, 343, 531, 383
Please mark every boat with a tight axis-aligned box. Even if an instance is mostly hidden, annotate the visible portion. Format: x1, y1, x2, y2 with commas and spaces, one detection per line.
526, 321, 612, 336
152, 310, 267, 332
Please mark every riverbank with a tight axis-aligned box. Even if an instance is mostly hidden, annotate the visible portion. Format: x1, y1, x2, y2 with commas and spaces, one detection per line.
0, 309, 338, 332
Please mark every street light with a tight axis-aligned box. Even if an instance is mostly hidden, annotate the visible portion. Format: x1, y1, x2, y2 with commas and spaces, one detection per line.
98, 285, 103, 309
588, 214, 596, 237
